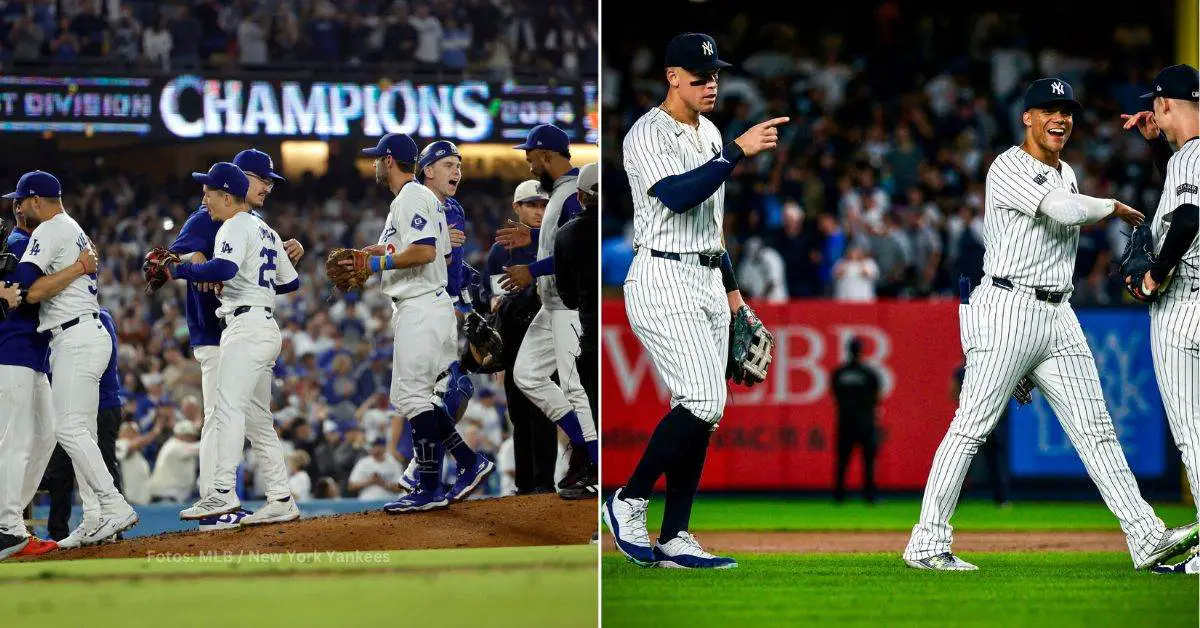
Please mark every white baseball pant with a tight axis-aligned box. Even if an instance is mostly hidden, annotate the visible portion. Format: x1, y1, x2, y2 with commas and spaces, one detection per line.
905, 278, 1168, 565
0, 366, 55, 537
1150, 292, 1200, 523
514, 307, 596, 439
389, 292, 457, 419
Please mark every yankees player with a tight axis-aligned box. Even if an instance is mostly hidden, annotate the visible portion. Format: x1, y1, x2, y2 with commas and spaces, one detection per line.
354, 133, 475, 513
176, 162, 301, 524
1121, 64, 1200, 575
604, 33, 787, 568
501, 123, 598, 497
903, 78, 1198, 571
0, 187, 59, 559
6, 170, 139, 545
169, 149, 304, 529
393, 138, 494, 501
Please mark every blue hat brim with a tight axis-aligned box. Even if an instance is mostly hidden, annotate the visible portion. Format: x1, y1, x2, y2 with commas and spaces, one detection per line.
361, 147, 387, 156
1, 191, 21, 199
191, 172, 215, 186
1026, 98, 1082, 112
268, 172, 286, 182
1139, 91, 1156, 100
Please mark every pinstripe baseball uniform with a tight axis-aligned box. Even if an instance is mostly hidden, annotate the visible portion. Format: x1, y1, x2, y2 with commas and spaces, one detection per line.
623, 107, 729, 423
905, 145, 1170, 565
1148, 138, 1200, 522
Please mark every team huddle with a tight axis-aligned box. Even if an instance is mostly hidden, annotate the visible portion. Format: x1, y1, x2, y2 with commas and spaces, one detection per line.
0, 124, 598, 559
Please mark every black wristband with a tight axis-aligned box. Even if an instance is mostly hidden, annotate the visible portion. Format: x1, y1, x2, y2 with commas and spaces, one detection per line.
724, 140, 745, 163
720, 251, 739, 294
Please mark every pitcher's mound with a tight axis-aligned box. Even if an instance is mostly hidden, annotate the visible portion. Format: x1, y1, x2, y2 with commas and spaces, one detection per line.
39, 494, 597, 561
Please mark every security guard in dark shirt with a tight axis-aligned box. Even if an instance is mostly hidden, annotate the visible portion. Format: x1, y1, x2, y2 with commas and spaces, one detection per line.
831, 337, 880, 503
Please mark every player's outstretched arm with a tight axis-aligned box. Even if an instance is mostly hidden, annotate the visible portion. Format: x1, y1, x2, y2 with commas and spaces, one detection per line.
24, 247, 97, 304
345, 242, 437, 275
1037, 188, 1143, 227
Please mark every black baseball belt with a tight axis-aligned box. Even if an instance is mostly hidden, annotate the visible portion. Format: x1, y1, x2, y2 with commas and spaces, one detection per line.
649, 249, 722, 269
991, 277, 1067, 304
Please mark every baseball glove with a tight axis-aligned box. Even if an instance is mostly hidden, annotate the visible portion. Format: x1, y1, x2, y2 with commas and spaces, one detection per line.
464, 310, 504, 367
727, 304, 774, 386
326, 248, 371, 292
142, 246, 180, 294
1117, 225, 1160, 303
1012, 376, 1035, 405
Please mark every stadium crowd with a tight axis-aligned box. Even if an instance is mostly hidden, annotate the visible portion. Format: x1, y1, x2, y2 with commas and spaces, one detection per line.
0, 0, 598, 80
601, 7, 1174, 306
2, 161, 535, 504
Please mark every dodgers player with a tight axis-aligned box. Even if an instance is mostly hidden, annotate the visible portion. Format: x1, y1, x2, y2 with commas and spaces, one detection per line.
604, 33, 785, 568
0, 191, 59, 559
354, 133, 485, 513
169, 149, 303, 530
7, 170, 139, 545
903, 78, 1197, 571
1122, 64, 1200, 575
500, 124, 598, 496
176, 163, 301, 524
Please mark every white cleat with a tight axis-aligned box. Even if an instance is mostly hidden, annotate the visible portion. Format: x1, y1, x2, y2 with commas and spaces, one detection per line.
905, 552, 979, 571
240, 498, 301, 526
82, 506, 139, 545
180, 491, 242, 521
56, 518, 100, 549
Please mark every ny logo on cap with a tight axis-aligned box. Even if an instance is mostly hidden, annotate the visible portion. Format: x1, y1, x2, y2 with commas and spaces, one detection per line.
701, 41, 713, 57
1051, 81, 1064, 95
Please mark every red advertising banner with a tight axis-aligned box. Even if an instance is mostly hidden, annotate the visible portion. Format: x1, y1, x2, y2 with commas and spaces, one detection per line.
602, 299, 963, 491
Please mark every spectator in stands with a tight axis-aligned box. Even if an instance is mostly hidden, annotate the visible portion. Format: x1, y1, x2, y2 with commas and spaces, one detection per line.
147, 419, 201, 503
409, 2, 442, 71
383, 2, 417, 64
237, 13, 268, 66
269, 2, 300, 63
168, 5, 201, 68
110, 5, 141, 64
496, 434, 516, 496
441, 16, 469, 72
774, 202, 824, 297
737, 237, 788, 303
50, 16, 80, 61
355, 391, 395, 445
347, 438, 404, 500
9, 10, 45, 62
833, 245, 879, 302
116, 422, 152, 505
462, 388, 504, 454
69, 1, 106, 57
304, 1, 340, 61
288, 450, 313, 502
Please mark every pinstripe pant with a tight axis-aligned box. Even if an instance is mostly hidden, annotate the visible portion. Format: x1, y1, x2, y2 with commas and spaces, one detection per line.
624, 250, 729, 424
905, 278, 1167, 564
1151, 292, 1200, 523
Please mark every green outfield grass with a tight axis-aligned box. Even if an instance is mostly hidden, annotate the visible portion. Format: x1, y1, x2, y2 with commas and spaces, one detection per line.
647, 497, 1198, 531
602, 552, 1199, 628
0, 545, 598, 627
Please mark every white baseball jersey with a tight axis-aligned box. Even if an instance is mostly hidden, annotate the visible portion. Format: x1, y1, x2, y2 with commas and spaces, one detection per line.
624, 107, 725, 253
1150, 137, 1200, 292
212, 211, 297, 318
537, 169, 580, 310
982, 146, 1080, 291
20, 212, 100, 332
377, 181, 449, 302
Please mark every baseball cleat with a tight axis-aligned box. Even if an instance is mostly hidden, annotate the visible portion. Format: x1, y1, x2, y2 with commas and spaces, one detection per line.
1151, 548, 1199, 575
383, 486, 450, 514
653, 531, 738, 569
399, 461, 419, 493
905, 552, 979, 571
199, 508, 254, 531
241, 498, 301, 526
13, 536, 58, 558
559, 463, 598, 500
56, 519, 99, 550
448, 455, 495, 503
180, 491, 242, 521
602, 487, 655, 566
83, 507, 139, 545
1137, 522, 1200, 570
0, 533, 30, 561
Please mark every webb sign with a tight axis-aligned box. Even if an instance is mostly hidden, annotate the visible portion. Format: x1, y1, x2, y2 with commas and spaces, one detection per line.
0, 75, 597, 144
602, 300, 1168, 491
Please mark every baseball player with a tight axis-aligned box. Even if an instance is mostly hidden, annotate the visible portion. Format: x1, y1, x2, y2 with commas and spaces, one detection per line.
903, 78, 1198, 571
603, 33, 786, 568
0, 190, 59, 559
168, 149, 303, 530
348, 133, 478, 513
6, 170, 139, 546
392, 139, 494, 501
174, 162, 301, 525
500, 123, 598, 498
1120, 64, 1200, 575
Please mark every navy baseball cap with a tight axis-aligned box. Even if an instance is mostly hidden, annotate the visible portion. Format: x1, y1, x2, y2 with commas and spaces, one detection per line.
2, 170, 62, 199
191, 162, 250, 198
513, 124, 571, 157
362, 133, 419, 164
665, 33, 732, 73
416, 140, 461, 182
1023, 78, 1082, 112
1140, 64, 1200, 102
233, 148, 285, 182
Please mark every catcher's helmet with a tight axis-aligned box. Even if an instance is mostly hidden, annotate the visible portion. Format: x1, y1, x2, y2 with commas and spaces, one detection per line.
417, 140, 461, 182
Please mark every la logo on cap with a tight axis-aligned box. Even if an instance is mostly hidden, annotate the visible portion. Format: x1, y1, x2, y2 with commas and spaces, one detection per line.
223, 182, 229, 188
1051, 81, 1064, 95
701, 41, 713, 57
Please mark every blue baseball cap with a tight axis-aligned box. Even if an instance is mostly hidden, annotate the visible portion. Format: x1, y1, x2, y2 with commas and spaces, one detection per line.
1023, 77, 1082, 112
1141, 64, 1199, 102
2, 170, 62, 199
664, 33, 732, 73
233, 149, 286, 182
362, 133, 419, 164
416, 140, 461, 182
513, 124, 571, 158
191, 162, 250, 198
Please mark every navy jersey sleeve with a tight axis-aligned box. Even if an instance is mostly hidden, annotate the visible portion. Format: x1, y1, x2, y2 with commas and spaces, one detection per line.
170, 206, 218, 256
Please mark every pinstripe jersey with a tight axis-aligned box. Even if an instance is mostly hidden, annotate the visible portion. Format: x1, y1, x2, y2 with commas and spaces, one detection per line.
982, 146, 1080, 292
1150, 137, 1200, 296
623, 107, 725, 254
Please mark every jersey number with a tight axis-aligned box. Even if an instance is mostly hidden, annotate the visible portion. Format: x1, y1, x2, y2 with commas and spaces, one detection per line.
87, 272, 97, 295
258, 248, 277, 288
